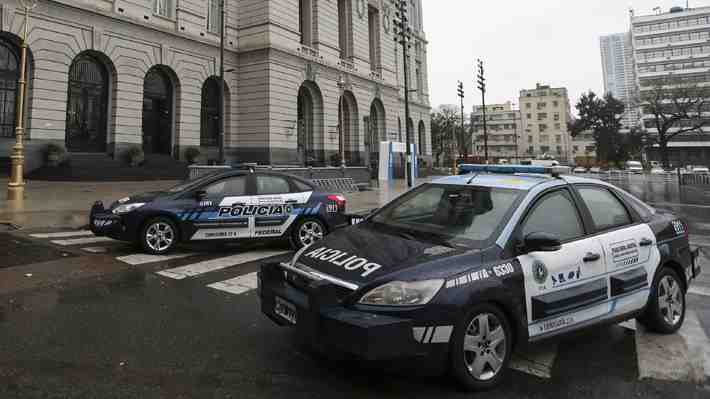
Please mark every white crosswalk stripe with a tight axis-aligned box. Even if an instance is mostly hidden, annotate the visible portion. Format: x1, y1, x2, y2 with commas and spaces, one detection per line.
156, 250, 290, 280
688, 286, 710, 297
208, 272, 259, 295
117, 253, 196, 266
51, 236, 114, 246
30, 230, 94, 239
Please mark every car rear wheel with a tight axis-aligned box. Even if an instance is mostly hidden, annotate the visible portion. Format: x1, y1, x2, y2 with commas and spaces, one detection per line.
450, 304, 512, 391
638, 267, 686, 334
291, 218, 326, 250
140, 217, 179, 255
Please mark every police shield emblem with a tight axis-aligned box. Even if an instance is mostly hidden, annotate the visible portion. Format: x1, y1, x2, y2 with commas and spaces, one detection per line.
533, 261, 548, 284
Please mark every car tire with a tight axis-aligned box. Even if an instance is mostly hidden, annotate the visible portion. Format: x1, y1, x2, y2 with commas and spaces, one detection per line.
139, 217, 179, 255
638, 267, 686, 334
450, 303, 512, 392
290, 218, 326, 250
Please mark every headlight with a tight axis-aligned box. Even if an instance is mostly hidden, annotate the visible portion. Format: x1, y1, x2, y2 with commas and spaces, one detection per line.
112, 203, 146, 215
358, 279, 444, 306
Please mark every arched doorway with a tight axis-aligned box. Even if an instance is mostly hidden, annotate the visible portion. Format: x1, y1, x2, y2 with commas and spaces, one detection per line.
66, 53, 109, 152
297, 81, 323, 166
338, 91, 360, 166
0, 39, 19, 139
367, 99, 385, 173
200, 76, 229, 149
418, 120, 426, 155
142, 67, 173, 155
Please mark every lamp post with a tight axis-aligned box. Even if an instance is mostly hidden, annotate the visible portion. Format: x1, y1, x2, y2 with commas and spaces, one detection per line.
337, 74, 346, 167
217, 0, 226, 164
7, 0, 37, 201
394, 0, 413, 187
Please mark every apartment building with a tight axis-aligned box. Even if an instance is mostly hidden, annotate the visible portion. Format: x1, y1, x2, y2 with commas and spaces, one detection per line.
631, 5, 710, 165
0, 0, 431, 173
471, 101, 522, 162
519, 84, 573, 163
600, 32, 639, 129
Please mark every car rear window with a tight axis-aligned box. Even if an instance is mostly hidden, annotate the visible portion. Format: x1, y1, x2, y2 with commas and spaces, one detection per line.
371, 184, 524, 247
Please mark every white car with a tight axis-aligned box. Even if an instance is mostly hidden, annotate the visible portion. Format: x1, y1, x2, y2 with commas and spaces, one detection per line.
626, 161, 644, 174
589, 167, 601, 174
692, 166, 710, 175
573, 167, 587, 174
650, 167, 666, 175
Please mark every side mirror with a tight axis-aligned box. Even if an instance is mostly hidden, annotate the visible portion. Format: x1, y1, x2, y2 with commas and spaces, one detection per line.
195, 190, 208, 200
523, 232, 562, 253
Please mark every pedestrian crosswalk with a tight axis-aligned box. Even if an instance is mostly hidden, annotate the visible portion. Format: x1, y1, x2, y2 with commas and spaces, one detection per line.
24, 229, 710, 384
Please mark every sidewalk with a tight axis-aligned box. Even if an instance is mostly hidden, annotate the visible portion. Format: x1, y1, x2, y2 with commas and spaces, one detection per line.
0, 178, 421, 230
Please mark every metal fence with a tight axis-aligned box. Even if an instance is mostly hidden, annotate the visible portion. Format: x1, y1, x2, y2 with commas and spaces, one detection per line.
681, 173, 710, 185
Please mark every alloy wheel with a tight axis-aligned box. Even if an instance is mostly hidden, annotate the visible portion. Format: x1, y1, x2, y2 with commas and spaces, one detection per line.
463, 312, 507, 381
145, 222, 175, 253
658, 275, 683, 326
298, 221, 324, 247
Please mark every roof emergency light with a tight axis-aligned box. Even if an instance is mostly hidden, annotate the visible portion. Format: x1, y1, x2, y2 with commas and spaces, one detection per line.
458, 164, 571, 178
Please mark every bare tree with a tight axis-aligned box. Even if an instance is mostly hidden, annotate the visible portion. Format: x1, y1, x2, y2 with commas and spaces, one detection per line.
431, 105, 459, 167
639, 77, 710, 168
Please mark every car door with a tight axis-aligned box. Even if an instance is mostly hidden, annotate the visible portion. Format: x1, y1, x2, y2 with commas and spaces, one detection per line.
573, 185, 660, 318
515, 188, 608, 339
252, 174, 313, 238
187, 174, 254, 241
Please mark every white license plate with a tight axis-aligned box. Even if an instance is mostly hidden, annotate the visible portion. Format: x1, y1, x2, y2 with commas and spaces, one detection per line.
274, 296, 297, 325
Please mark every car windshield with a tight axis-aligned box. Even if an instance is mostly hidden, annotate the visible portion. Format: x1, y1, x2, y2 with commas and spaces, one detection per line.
371, 184, 524, 247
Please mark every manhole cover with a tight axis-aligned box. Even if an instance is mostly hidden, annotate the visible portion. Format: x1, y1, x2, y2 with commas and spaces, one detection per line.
0, 233, 77, 269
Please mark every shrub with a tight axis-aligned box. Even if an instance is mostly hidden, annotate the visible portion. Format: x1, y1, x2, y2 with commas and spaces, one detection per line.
184, 147, 201, 164
121, 146, 145, 166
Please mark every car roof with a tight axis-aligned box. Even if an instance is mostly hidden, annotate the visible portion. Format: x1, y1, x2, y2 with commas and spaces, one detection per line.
433, 173, 554, 190
196, 169, 316, 187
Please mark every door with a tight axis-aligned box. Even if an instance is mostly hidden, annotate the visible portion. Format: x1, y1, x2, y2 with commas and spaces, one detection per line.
252, 174, 313, 238
66, 55, 108, 153
0, 40, 19, 139
574, 185, 659, 318
187, 175, 252, 241
515, 188, 608, 339
143, 69, 173, 154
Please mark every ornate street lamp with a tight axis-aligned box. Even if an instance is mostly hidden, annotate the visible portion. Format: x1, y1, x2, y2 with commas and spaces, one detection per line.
337, 74, 346, 167
7, 0, 37, 201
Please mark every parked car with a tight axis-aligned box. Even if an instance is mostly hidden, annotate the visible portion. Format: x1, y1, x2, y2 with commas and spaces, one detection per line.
589, 167, 601, 174
626, 161, 644, 174
692, 166, 710, 175
259, 164, 702, 391
650, 167, 666, 175
573, 167, 587, 174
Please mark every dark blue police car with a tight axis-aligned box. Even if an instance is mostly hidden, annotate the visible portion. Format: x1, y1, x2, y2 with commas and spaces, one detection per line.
259, 165, 702, 391
89, 170, 348, 254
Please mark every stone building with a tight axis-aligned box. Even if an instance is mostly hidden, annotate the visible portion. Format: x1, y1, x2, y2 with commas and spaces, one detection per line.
471, 101, 523, 162
519, 84, 573, 164
0, 0, 431, 174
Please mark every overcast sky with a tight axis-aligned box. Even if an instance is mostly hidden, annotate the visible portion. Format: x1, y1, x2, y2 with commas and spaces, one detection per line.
422, 0, 694, 111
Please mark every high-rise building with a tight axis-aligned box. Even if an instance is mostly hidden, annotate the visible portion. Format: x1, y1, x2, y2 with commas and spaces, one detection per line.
631, 5, 710, 165
471, 102, 522, 162
600, 32, 639, 129
0, 0, 431, 174
519, 84, 573, 164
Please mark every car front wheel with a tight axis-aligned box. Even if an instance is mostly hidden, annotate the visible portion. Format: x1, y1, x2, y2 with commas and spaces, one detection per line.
639, 267, 686, 334
450, 304, 512, 391
140, 217, 179, 255
291, 218, 326, 250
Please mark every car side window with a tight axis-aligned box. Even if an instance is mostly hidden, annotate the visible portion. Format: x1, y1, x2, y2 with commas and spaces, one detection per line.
522, 189, 584, 242
257, 175, 290, 195
291, 179, 313, 193
577, 186, 632, 231
205, 176, 247, 198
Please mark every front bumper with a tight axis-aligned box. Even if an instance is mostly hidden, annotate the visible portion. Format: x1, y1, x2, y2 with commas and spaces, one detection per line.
89, 201, 131, 241
258, 262, 427, 362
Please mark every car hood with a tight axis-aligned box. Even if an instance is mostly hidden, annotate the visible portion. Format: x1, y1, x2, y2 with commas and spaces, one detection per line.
111, 191, 166, 208
291, 222, 473, 287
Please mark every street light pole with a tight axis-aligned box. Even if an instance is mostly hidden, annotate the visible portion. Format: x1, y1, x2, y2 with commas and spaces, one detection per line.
394, 0, 413, 188
218, 0, 225, 164
337, 75, 346, 167
476, 59, 488, 164
7, 0, 36, 201
457, 81, 464, 163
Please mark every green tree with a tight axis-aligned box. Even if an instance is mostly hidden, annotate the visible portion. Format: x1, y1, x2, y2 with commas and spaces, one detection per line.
569, 92, 626, 166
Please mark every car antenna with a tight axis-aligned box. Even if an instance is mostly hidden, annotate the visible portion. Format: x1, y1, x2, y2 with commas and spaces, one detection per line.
466, 173, 480, 184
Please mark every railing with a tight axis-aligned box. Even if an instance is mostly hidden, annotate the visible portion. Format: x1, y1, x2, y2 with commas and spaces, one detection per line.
338, 58, 355, 71
187, 164, 372, 189
681, 173, 710, 185
298, 45, 321, 59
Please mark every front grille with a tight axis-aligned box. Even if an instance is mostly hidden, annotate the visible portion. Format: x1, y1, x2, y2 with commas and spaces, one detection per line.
283, 265, 355, 303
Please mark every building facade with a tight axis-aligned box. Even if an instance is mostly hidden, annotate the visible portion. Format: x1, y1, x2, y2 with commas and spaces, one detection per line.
519, 84, 573, 164
0, 0, 431, 174
471, 101, 522, 162
600, 32, 639, 129
630, 6, 710, 165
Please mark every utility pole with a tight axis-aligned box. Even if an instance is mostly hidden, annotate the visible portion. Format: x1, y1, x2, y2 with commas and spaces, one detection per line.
477, 59, 488, 164
218, 0, 226, 164
394, 0, 413, 188
457, 81, 464, 164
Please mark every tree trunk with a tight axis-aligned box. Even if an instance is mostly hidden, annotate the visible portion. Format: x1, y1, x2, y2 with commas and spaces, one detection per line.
660, 140, 670, 169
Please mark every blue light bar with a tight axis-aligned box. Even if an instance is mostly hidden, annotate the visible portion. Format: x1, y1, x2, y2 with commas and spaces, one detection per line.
458, 164, 547, 175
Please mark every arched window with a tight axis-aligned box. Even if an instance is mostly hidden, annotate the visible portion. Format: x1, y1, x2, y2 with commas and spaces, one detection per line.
201, 77, 221, 147
143, 67, 174, 155
418, 120, 426, 155
65, 53, 109, 152
0, 39, 19, 138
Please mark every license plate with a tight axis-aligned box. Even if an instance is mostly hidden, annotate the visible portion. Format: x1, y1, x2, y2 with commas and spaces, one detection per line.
274, 296, 297, 325
93, 218, 113, 228
350, 216, 364, 225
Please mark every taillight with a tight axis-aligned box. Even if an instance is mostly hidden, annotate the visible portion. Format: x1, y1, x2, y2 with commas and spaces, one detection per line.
327, 195, 347, 212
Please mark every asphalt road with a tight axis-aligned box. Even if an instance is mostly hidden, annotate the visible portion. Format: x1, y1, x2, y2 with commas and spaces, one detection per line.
1, 175, 710, 399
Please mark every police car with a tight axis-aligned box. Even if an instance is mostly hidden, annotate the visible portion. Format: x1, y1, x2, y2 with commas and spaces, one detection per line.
89, 170, 348, 254
258, 164, 702, 391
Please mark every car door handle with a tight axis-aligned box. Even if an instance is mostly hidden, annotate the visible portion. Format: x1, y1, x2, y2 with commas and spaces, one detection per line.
640, 238, 654, 247
285, 200, 298, 204
583, 253, 601, 263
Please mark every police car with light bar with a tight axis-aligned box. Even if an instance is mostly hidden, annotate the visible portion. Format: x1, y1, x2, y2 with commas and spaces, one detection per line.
89, 169, 349, 254
258, 164, 702, 391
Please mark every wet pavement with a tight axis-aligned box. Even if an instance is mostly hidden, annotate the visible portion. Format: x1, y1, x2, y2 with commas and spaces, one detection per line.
1, 175, 710, 398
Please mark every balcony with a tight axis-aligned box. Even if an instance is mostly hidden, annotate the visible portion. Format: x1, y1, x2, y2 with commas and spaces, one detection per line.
338, 58, 355, 71
297, 45, 322, 60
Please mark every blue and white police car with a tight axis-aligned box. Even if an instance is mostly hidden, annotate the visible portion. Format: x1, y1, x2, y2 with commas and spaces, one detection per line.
89, 170, 349, 254
259, 164, 702, 391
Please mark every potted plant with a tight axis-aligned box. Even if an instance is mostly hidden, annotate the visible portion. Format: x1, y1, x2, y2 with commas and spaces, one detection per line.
184, 147, 201, 164
43, 143, 66, 167
122, 146, 145, 167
